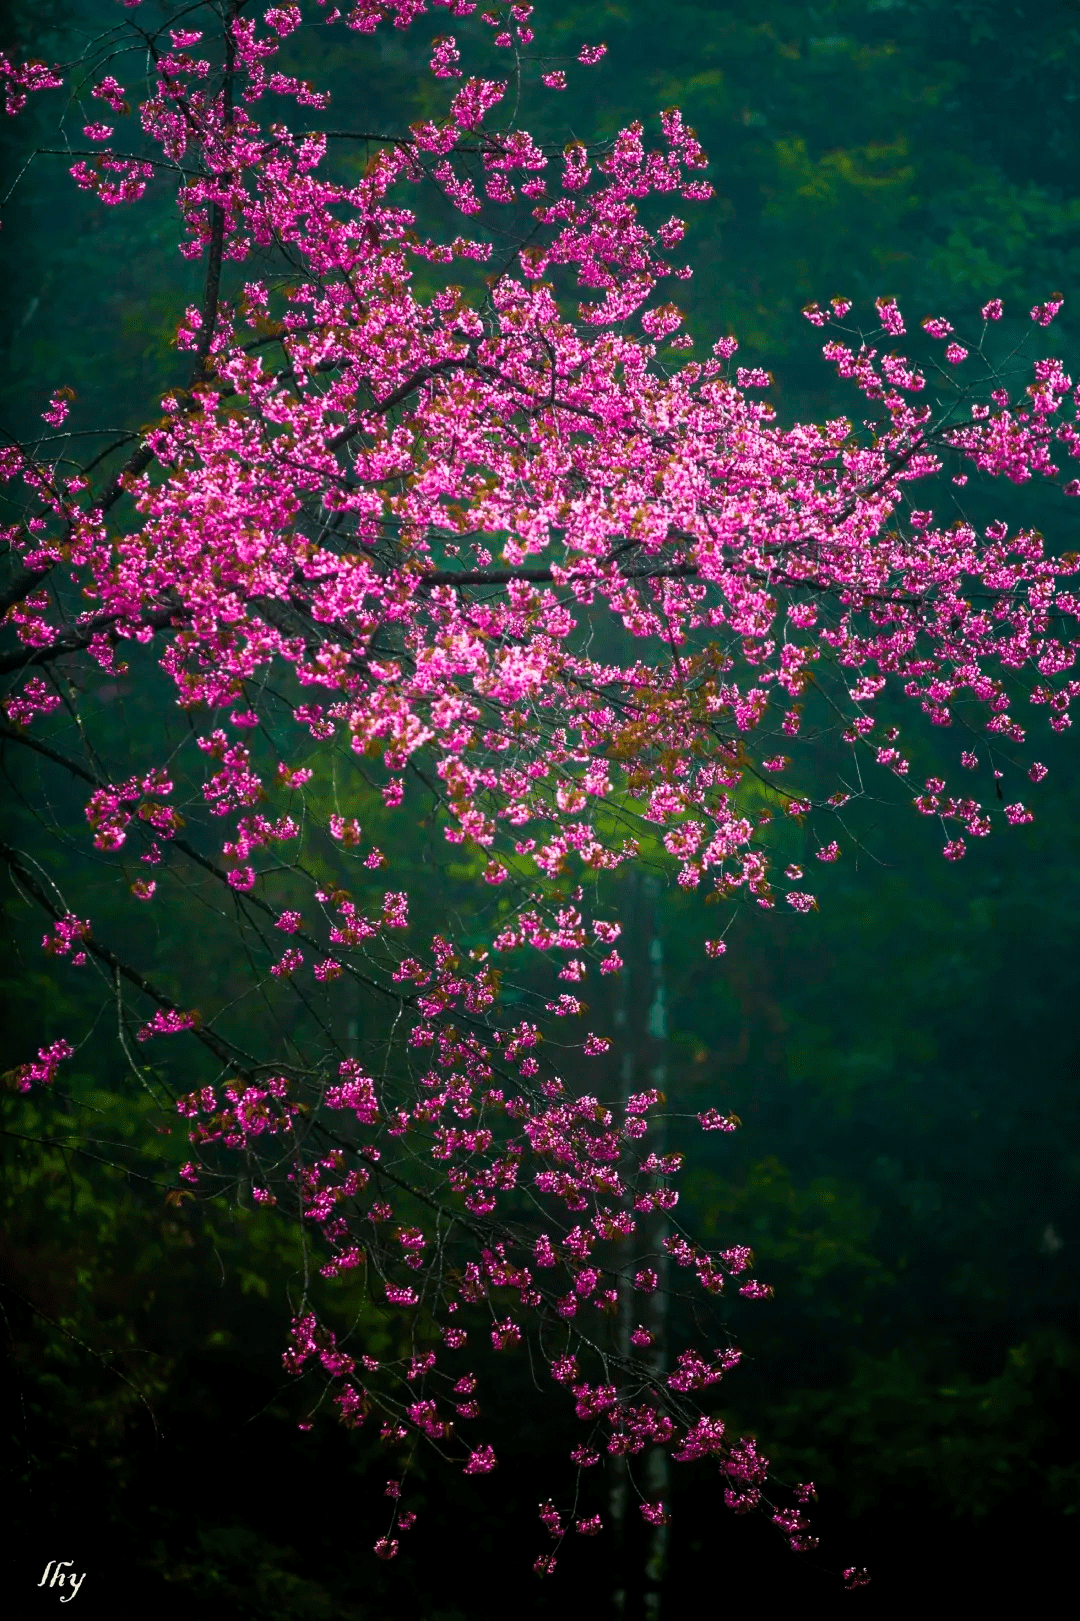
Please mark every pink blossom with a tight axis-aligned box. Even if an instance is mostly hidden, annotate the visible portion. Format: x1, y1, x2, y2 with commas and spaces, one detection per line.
264, 5, 301, 36
41, 390, 71, 427
1031, 297, 1064, 326
41, 915, 90, 966
5, 677, 62, 727
270, 947, 304, 977
699, 1109, 738, 1132
921, 316, 953, 338
136, 1008, 197, 1041
874, 296, 905, 336
12, 1037, 74, 1092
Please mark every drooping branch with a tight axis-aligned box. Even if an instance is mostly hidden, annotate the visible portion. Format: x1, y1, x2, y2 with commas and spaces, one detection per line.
0, 837, 259, 1081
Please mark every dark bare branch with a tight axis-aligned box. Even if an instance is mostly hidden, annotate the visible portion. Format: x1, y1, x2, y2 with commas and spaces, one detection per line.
0, 837, 258, 1081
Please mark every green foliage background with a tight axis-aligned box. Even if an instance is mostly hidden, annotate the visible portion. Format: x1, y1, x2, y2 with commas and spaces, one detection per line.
2, 1, 1078, 1612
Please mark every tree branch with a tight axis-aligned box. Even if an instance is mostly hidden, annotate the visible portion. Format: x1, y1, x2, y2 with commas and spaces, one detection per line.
0, 838, 257, 1081
329, 352, 480, 447
194, 11, 237, 375
421, 560, 700, 588
0, 606, 181, 675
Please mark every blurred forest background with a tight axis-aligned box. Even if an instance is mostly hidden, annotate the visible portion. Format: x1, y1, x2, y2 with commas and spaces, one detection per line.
2, 1, 1079, 1613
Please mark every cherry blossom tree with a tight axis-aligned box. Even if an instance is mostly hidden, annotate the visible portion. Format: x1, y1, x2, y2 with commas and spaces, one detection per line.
2, 0, 1077, 1593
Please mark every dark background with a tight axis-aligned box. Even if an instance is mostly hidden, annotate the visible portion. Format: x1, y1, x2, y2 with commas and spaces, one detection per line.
2, 2, 1078, 1613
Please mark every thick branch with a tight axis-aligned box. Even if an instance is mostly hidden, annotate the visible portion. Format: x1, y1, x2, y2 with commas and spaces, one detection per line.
0, 605, 181, 676
329, 353, 479, 447
0, 555, 708, 675
193, 9, 238, 373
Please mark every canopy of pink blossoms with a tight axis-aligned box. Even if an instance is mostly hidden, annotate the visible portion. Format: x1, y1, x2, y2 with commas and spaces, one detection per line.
2, 0, 1078, 1580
